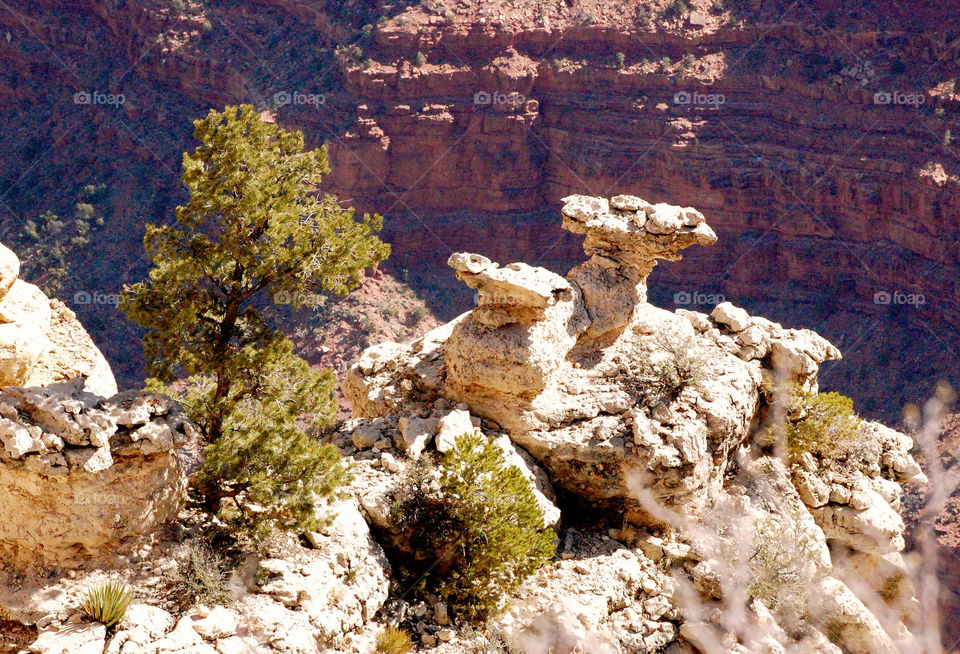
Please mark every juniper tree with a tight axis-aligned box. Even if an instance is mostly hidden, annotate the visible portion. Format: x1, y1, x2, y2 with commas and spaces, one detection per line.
122, 104, 389, 538
393, 431, 556, 623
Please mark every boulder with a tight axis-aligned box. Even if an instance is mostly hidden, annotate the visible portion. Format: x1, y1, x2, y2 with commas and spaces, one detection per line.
0, 379, 195, 568
711, 302, 751, 332
396, 415, 437, 459
0, 242, 117, 396
435, 409, 474, 452
0, 280, 52, 385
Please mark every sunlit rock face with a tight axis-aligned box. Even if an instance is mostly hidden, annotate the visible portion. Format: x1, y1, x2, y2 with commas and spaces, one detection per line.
0, 241, 116, 397
345, 195, 927, 653
0, 379, 195, 569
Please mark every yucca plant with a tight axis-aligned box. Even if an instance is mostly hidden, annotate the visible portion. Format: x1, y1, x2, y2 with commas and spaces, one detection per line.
80, 581, 132, 628
375, 626, 413, 654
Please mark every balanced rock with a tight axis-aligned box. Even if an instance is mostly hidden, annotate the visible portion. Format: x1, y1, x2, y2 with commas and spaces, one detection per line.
343, 194, 926, 652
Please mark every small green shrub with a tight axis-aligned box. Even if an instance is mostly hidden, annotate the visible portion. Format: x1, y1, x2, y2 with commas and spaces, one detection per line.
614, 52, 626, 68
162, 540, 234, 609
81, 582, 132, 628
375, 627, 413, 653
633, 335, 707, 400
392, 431, 555, 624
197, 421, 348, 543
415, 51, 427, 66
201, 19, 213, 34
783, 390, 861, 457
663, 0, 690, 18
337, 43, 364, 63
171, 0, 186, 14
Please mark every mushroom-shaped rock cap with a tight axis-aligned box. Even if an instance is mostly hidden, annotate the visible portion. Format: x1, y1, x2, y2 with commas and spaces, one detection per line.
448, 252, 575, 328
561, 194, 717, 279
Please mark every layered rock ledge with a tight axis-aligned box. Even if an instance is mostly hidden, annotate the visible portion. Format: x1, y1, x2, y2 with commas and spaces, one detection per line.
0, 240, 192, 569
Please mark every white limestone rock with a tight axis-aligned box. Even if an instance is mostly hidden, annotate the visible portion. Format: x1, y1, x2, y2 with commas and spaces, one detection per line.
396, 415, 437, 460
29, 624, 107, 654
0, 381, 194, 568
711, 301, 751, 332
435, 409, 475, 453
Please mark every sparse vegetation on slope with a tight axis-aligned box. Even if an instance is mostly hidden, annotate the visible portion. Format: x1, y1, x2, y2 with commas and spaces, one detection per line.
162, 539, 234, 610
632, 334, 707, 401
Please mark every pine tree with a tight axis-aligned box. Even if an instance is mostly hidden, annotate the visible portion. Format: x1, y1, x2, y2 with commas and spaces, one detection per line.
122, 104, 389, 539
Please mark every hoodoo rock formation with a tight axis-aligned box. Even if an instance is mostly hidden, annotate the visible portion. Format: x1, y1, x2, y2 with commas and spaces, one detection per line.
343, 195, 928, 652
